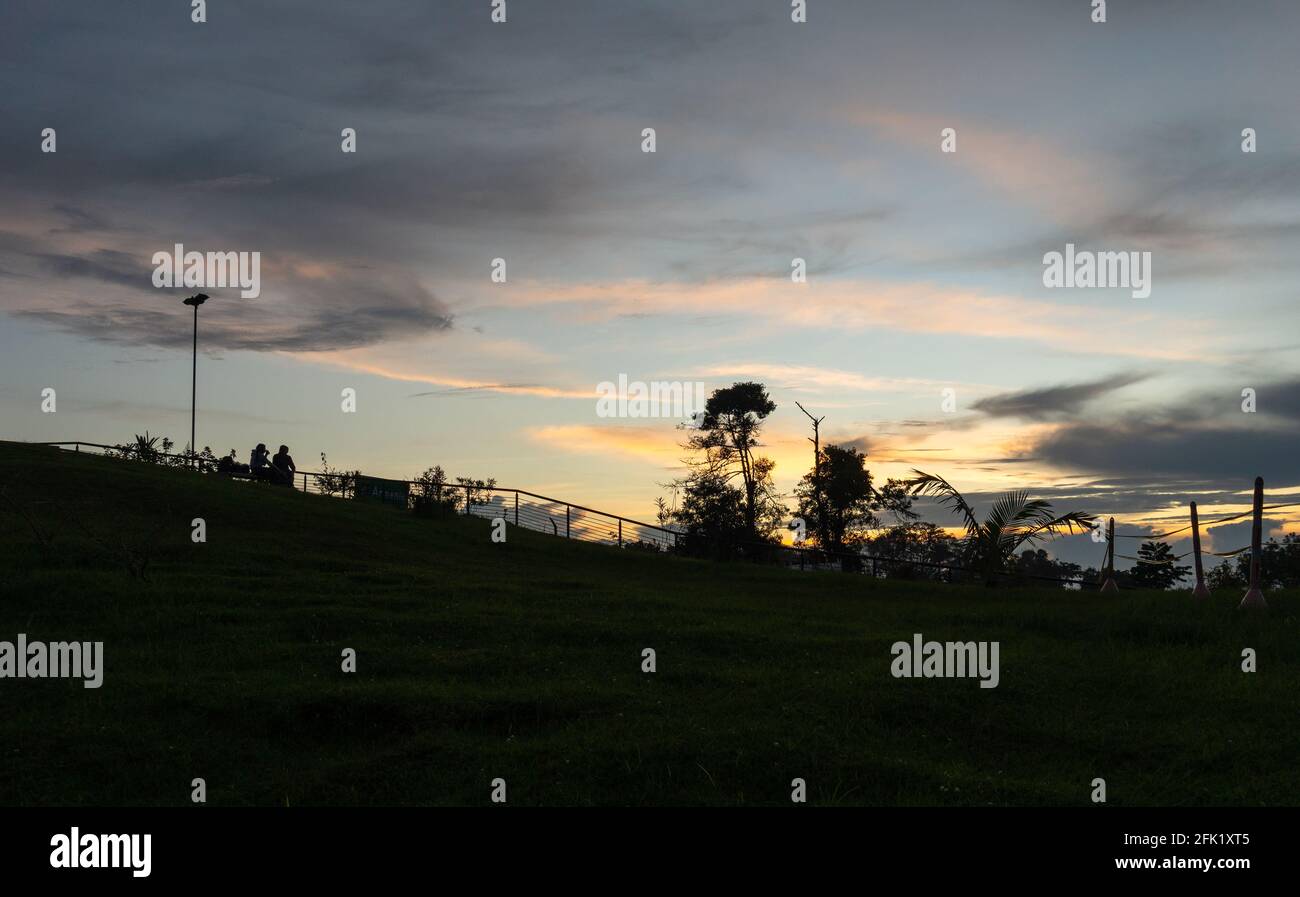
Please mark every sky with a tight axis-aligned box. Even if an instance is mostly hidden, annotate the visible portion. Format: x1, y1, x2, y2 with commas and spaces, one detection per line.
2, 0, 1299, 571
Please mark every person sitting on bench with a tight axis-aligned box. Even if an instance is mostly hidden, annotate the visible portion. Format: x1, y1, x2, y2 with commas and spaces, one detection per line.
250, 444, 273, 482
271, 444, 297, 486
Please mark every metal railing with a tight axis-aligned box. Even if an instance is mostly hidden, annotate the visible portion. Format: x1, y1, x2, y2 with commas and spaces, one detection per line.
28, 440, 1117, 588
32, 441, 681, 552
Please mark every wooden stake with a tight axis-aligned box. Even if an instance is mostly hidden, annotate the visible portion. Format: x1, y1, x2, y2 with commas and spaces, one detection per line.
1190, 501, 1210, 599
1239, 477, 1267, 610
1100, 517, 1119, 592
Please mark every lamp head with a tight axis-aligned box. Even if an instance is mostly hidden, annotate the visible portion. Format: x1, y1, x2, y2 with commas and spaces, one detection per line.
183, 293, 210, 307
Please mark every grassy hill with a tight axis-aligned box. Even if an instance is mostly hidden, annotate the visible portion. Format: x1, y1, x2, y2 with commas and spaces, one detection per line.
1, 440, 1298, 806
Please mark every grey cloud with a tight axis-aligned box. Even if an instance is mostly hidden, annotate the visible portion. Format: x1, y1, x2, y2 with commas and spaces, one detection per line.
35, 249, 144, 289
1205, 518, 1283, 554
939, 115, 1300, 280
972, 372, 1149, 421
0, 0, 768, 337
1030, 405, 1300, 489
14, 264, 453, 352
48, 203, 112, 234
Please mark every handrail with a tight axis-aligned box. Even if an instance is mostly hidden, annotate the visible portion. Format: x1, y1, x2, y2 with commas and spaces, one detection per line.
26, 440, 679, 538
19, 439, 1124, 587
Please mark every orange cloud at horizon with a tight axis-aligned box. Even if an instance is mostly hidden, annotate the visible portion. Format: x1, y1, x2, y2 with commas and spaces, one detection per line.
528, 423, 684, 466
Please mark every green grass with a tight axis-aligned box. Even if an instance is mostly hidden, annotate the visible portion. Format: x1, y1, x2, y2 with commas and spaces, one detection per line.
1, 440, 1298, 806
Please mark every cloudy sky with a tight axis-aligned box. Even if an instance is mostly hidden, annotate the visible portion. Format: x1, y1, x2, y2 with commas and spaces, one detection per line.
3, 0, 1298, 569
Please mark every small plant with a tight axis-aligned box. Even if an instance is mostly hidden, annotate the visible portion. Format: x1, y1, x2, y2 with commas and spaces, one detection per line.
130, 431, 163, 463
315, 452, 360, 498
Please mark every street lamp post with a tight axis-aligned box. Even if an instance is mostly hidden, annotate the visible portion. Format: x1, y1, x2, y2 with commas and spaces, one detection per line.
182, 293, 210, 468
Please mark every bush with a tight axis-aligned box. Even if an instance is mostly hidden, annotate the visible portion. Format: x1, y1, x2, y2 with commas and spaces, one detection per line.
314, 453, 360, 498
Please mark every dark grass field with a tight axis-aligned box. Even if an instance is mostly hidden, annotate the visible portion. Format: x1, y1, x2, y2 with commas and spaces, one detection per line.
1, 441, 1297, 807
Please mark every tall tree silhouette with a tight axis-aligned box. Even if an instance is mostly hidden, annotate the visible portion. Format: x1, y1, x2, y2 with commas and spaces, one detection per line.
795, 444, 873, 555
683, 382, 781, 538
795, 444, 916, 566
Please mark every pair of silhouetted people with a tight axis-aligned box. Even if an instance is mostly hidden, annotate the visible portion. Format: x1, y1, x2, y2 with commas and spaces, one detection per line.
250, 443, 295, 486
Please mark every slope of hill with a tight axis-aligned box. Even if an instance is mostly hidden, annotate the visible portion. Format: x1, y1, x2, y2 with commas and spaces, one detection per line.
1, 441, 1297, 806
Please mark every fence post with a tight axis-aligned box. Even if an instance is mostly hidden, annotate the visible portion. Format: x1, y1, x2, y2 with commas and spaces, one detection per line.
515, 492, 519, 526
1100, 517, 1119, 592
301, 472, 307, 493
1190, 501, 1210, 598
566, 505, 571, 538
618, 519, 623, 547
464, 485, 471, 516
1239, 477, 1267, 610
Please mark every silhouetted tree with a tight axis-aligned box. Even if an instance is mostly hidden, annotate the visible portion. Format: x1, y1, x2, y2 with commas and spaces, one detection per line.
660, 471, 752, 559
1009, 548, 1084, 588
681, 381, 783, 539
1126, 541, 1191, 590
455, 476, 498, 508
1211, 534, 1300, 589
793, 445, 917, 563
794, 445, 873, 555
1207, 559, 1246, 590
412, 465, 458, 513
867, 522, 960, 580
1257, 534, 1300, 588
